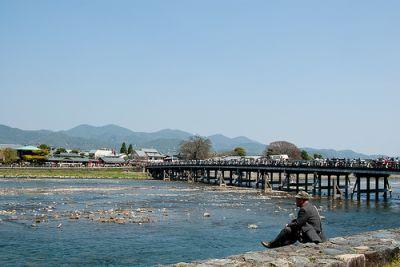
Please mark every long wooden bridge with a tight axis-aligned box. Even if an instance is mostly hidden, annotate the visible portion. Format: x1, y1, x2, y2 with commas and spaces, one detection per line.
146, 161, 400, 201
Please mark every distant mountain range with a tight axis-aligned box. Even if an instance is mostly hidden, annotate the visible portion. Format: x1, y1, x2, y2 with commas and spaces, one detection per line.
301, 148, 386, 160
0, 124, 387, 158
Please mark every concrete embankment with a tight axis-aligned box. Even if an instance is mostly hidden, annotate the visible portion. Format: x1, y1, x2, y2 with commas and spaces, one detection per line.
172, 228, 400, 267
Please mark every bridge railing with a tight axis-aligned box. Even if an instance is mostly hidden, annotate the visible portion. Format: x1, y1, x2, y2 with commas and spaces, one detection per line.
147, 158, 400, 171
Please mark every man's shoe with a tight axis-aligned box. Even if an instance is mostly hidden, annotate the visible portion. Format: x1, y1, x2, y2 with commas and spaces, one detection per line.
261, 241, 272, 248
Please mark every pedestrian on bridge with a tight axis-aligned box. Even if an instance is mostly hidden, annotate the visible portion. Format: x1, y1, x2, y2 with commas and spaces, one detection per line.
261, 191, 326, 248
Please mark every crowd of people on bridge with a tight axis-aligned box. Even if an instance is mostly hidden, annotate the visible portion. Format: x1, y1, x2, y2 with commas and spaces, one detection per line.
150, 157, 400, 170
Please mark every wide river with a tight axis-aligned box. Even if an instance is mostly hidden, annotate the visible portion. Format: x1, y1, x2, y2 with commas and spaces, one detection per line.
0, 178, 399, 266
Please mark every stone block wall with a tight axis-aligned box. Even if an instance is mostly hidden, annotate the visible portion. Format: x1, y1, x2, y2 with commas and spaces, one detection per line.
172, 228, 400, 267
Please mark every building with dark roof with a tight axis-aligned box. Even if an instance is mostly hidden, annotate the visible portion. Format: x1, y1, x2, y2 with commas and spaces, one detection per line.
46, 156, 99, 167
99, 157, 126, 166
133, 148, 165, 162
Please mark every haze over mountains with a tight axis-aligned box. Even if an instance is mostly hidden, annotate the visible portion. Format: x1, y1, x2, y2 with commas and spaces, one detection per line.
0, 124, 386, 159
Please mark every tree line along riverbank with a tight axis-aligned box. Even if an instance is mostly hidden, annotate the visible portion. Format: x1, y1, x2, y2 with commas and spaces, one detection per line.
0, 168, 150, 179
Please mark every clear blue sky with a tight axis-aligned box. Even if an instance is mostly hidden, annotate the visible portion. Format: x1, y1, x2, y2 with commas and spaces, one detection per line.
1, 1, 399, 156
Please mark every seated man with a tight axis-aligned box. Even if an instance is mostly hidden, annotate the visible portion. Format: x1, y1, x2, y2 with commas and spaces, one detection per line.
261, 191, 326, 248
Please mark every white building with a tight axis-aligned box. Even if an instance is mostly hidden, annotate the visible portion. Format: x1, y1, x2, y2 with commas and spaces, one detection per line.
133, 148, 165, 162
92, 148, 115, 159
269, 154, 289, 161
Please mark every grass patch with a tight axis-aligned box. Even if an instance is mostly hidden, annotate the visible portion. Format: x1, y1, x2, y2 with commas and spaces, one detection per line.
384, 252, 400, 267
0, 168, 150, 179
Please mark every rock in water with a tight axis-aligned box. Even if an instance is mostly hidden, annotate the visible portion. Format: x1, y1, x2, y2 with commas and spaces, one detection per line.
248, 224, 258, 229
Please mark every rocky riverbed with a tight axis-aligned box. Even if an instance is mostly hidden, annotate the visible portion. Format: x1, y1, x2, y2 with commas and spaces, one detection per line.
0, 179, 293, 229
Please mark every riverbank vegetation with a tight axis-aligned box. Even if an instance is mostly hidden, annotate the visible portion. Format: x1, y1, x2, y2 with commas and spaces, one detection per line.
0, 168, 150, 179
385, 254, 400, 267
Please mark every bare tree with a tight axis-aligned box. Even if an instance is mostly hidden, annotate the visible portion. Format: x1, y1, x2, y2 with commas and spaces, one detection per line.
0, 148, 18, 164
263, 141, 302, 160
179, 136, 212, 160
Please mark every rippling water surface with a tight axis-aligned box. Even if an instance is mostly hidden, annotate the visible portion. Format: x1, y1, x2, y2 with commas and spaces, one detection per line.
0, 178, 399, 266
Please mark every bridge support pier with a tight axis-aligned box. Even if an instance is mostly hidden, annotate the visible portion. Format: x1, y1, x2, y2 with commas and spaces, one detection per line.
318, 174, 322, 196
327, 175, 331, 197
238, 171, 243, 187
312, 172, 317, 196
332, 178, 337, 199
218, 170, 226, 187
285, 173, 290, 191
187, 170, 194, 183
305, 173, 309, 192
163, 170, 170, 181
351, 174, 391, 201
263, 173, 271, 193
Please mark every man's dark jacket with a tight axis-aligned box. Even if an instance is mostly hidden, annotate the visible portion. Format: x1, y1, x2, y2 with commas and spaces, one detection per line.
287, 201, 326, 243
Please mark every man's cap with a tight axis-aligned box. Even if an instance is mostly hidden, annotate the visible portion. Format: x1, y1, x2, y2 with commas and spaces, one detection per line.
295, 191, 311, 200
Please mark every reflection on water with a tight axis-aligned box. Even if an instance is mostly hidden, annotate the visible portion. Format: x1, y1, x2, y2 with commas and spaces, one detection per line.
0, 178, 399, 266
